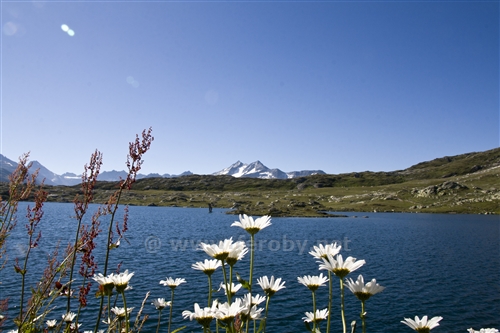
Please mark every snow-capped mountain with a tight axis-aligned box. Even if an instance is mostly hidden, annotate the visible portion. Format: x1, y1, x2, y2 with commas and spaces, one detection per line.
0, 154, 324, 185
213, 160, 325, 179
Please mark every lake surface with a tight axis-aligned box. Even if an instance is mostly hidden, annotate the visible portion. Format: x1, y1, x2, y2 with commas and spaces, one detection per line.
2, 202, 499, 332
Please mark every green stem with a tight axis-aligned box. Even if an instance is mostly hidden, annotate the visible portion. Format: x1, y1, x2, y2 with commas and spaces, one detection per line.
95, 189, 124, 332
109, 295, 112, 325
361, 300, 366, 333
168, 288, 175, 333
326, 271, 332, 333
18, 237, 33, 323
156, 309, 162, 333
262, 295, 271, 333
340, 279, 346, 333
312, 290, 317, 331
67, 216, 84, 313
221, 260, 231, 304
208, 274, 215, 307
246, 234, 255, 333
121, 291, 130, 332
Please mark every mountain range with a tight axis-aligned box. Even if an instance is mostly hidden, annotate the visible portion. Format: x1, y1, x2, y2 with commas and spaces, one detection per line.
0, 155, 324, 186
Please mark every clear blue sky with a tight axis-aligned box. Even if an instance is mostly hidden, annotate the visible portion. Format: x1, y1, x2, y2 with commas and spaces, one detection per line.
1, 1, 498, 176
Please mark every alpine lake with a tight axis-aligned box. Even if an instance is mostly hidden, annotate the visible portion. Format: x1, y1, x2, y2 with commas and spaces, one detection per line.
2, 202, 499, 333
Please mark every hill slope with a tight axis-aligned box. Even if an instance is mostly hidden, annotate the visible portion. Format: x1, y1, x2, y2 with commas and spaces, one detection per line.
1, 148, 499, 216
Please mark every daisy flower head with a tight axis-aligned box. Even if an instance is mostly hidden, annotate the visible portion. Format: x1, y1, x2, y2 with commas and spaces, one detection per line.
309, 242, 342, 259
192, 259, 222, 276
199, 238, 235, 261
70, 323, 81, 331
303, 308, 329, 323
257, 275, 286, 297
215, 299, 245, 324
219, 282, 242, 296
240, 293, 266, 308
345, 275, 385, 301
319, 254, 365, 279
231, 214, 272, 235
92, 272, 115, 296
401, 315, 443, 333
242, 305, 264, 321
46, 319, 57, 328
182, 303, 217, 328
297, 273, 329, 292
159, 277, 186, 289
111, 307, 134, 319
226, 241, 248, 266
468, 329, 499, 333
61, 312, 76, 323
152, 298, 171, 310
110, 270, 134, 293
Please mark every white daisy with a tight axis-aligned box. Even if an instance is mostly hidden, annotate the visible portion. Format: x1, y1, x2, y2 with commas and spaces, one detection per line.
159, 277, 186, 289
152, 298, 171, 310
257, 276, 286, 297
309, 243, 342, 259
199, 238, 235, 260
231, 214, 272, 235
110, 270, 134, 293
182, 302, 217, 328
345, 275, 385, 301
192, 259, 222, 275
46, 319, 57, 328
61, 312, 76, 323
401, 315, 443, 332
226, 241, 248, 266
319, 254, 365, 279
111, 307, 134, 318
297, 273, 329, 291
219, 282, 242, 296
303, 308, 329, 323
215, 299, 245, 324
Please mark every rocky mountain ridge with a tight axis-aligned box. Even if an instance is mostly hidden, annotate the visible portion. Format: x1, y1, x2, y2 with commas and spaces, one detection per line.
213, 160, 325, 179
0, 155, 323, 185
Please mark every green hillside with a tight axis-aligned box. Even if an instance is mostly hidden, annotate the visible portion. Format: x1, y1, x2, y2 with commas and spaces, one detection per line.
2, 148, 499, 216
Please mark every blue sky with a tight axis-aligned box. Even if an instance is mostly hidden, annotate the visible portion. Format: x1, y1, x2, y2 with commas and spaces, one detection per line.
1, 1, 498, 176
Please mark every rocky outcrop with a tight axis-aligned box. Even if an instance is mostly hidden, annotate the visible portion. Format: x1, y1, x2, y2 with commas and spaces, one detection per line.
412, 181, 468, 198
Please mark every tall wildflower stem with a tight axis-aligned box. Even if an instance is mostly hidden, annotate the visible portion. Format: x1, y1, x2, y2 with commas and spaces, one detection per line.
340, 279, 347, 333
360, 300, 366, 333
221, 260, 231, 304
326, 271, 333, 333
68, 150, 102, 314
95, 127, 154, 333
156, 309, 163, 333
262, 295, 271, 333
121, 291, 130, 333
245, 234, 255, 333
311, 290, 318, 331
208, 275, 213, 307
66, 216, 83, 312
168, 288, 174, 333
18, 186, 46, 325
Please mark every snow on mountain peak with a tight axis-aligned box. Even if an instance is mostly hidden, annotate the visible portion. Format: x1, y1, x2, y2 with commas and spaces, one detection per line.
213, 161, 325, 179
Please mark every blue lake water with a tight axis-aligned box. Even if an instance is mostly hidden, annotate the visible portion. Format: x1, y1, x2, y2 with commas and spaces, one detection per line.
2, 202, 499, 332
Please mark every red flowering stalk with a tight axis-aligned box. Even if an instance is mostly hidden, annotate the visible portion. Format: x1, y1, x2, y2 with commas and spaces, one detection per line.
66, 150, 103, 315
76, 208, 102, 322
0, 153, 38, 270
95, 127, 153, 332
15, 184, 47, 329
